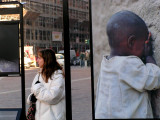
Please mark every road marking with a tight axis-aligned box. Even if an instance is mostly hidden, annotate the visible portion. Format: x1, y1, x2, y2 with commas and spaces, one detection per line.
25, 71, 37, 75
0, 115, 16, 117
0, 77, 91, 95
72, 77, 91, 82
0, 88, 30, 95
0, 72, 37, 82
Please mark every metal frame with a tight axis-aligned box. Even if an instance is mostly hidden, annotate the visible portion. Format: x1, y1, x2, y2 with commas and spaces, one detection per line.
63, 0, 72, 120
63, 0, 93, 120
0, 1, 25, 120
89, 0, 95, 120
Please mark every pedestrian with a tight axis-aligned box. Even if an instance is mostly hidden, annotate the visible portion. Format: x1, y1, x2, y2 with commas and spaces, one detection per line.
95, 10, 160, 119
80, 52, 85, 67
85, 51, 90, 67
76, 50, 80, 57
27, 49, 66, 120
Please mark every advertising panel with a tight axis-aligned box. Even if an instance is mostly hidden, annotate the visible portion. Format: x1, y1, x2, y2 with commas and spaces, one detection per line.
0, 22, 19, 75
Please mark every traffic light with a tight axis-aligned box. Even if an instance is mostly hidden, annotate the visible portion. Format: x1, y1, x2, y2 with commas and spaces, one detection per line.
85, 39, 88, 44
85, 39, 90, 44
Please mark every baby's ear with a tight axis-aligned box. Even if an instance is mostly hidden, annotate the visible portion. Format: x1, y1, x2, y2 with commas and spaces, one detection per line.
127, 35, 136, 49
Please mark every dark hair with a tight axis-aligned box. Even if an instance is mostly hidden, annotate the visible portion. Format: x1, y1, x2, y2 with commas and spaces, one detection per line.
106, 10, 148, 48
38, 49, 64, 83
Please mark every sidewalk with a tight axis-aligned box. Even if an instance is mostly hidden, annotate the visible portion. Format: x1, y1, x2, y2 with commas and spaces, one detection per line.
71, 67, 92, 120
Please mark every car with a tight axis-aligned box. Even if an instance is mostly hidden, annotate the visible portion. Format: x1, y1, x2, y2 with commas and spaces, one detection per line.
24, 52, 33, 68
56, 54, 64, 67
58, 49, 76, 60
70, 56, 80, 66
58, 50, 64, 55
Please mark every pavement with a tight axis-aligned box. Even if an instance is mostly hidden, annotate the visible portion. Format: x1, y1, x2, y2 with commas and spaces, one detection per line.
0, 66, 92, 120
71, 66, 92, 120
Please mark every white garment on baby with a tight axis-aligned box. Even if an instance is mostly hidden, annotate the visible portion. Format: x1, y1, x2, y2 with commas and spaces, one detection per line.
95, 55, 160, 119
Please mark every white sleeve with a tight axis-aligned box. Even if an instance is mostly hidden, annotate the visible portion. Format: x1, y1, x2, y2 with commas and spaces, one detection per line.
144, 63, 160, 90
119, 58, 160, 92
27, 93, 33, 105
26, 73, 40, 104
31, 73, 65, 105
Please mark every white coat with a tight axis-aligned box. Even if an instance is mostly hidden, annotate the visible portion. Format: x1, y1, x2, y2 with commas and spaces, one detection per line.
27, 70, 66, 120
95, 55, 160, 119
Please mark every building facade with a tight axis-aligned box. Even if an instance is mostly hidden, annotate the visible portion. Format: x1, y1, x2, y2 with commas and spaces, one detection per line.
1, 0, 90, 55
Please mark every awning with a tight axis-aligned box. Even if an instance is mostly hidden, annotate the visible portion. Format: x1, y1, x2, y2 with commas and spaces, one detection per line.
23, 9, 40, 20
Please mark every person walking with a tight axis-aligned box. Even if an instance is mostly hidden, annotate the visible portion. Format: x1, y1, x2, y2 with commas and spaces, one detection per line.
27, 49, 66, 120
85, 51, 90, 67
80, 52, 85, 67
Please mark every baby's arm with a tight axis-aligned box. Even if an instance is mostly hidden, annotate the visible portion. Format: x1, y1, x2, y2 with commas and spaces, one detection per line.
144, 33, 160, 118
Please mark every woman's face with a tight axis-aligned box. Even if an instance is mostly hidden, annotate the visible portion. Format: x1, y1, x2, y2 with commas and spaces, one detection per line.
37, 54, 44, 68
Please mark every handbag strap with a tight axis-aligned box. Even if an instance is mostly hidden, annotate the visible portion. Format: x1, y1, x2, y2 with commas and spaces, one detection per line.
38, 73, 40, 82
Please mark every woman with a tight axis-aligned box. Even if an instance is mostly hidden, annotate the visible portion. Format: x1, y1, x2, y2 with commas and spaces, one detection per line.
27, 49, 66, 120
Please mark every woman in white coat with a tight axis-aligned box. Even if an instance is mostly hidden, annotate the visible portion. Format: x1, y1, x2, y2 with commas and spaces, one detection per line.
27, 49, 66, 120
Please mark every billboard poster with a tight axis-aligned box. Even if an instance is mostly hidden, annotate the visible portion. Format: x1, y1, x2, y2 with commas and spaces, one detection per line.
0, 22, 19, 75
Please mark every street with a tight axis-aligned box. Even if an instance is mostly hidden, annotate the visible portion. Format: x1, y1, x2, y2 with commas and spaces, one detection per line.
71, 66, 92, 120
0, 66, 92, 120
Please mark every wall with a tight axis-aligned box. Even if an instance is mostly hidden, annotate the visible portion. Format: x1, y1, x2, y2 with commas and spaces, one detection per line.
92, 0, 160, 97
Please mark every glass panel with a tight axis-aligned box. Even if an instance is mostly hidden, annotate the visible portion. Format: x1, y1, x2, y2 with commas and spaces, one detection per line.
23, 1, 66, 120
0, 77, 22, 108
0, 3, 22, 114
69, 0, 92, 119
0, 0, 66, 120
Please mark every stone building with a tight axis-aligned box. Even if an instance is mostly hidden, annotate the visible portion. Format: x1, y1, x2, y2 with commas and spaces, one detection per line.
1, 0, 90, 54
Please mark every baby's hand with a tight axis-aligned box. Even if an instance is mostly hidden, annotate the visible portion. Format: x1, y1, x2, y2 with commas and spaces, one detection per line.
143, 32, 157, 64
144, 32, 157, 64
144, 32, 153, 57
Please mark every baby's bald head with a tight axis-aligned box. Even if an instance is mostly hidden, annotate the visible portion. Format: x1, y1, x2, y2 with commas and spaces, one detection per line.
107, 10, 148, 49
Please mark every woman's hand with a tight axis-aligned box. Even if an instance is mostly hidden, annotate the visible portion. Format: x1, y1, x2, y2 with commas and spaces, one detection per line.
30, 94, 37, 102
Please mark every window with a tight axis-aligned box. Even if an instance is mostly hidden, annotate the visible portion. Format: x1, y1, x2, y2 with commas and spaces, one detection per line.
26, 29, 30, 40
47, 31, 51, 41
39, 30, 42, 40
43, 31, 46, 40
35, 30, 38, 40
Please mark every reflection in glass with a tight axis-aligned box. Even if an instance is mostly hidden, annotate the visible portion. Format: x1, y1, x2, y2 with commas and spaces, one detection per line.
27, 49, 65, 120
22, 0, 66, 120
0, 0, 66, 120
69, 0, 92, 119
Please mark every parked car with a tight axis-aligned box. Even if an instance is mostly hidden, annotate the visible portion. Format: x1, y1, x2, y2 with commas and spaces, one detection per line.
70, 56, 80, 66
24, 52, 33, 68
58, 49, 76, 60
58, 50, 64, 55
56, 54, 64, 67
